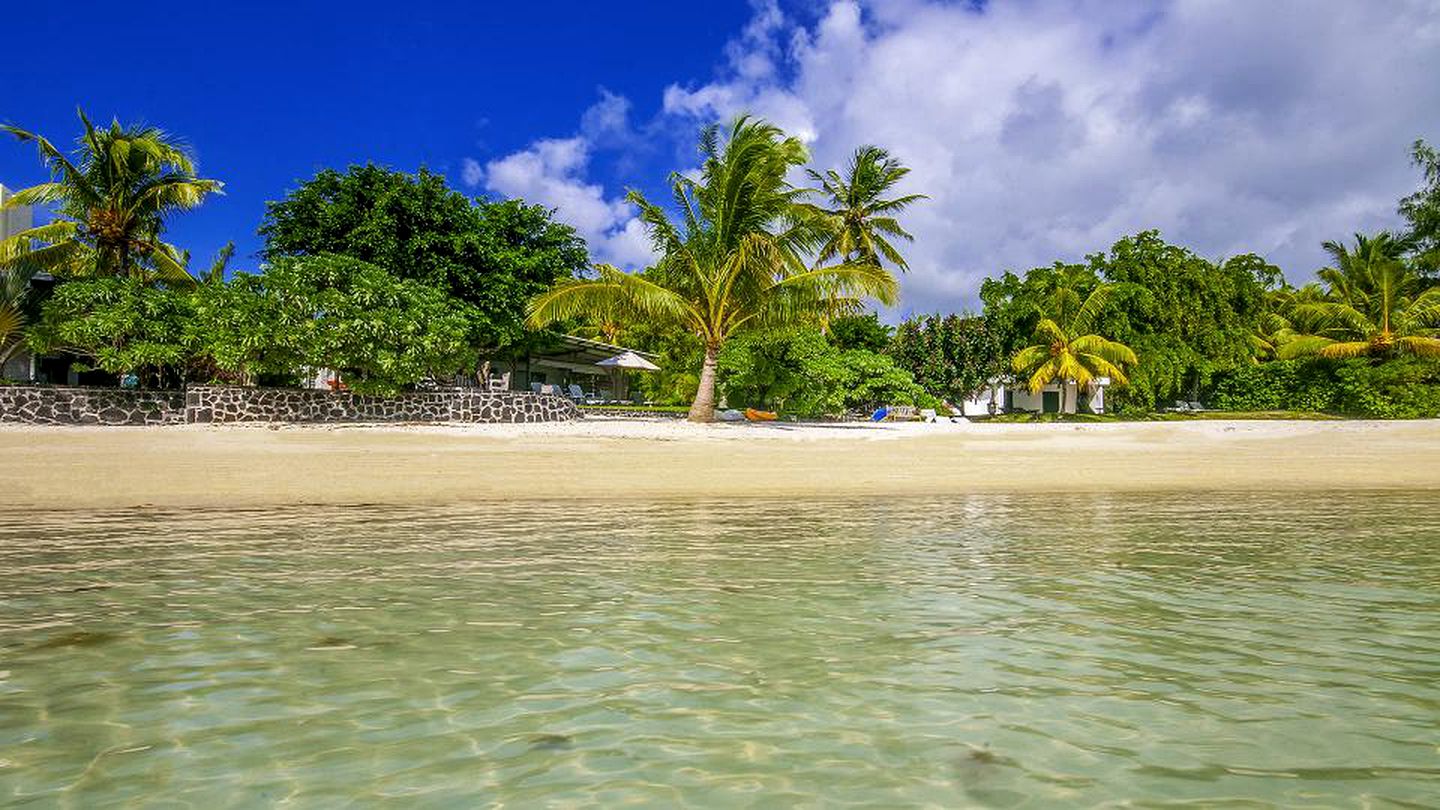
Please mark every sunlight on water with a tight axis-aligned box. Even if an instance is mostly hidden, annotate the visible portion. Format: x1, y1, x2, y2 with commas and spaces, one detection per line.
1, 494, 1438, 807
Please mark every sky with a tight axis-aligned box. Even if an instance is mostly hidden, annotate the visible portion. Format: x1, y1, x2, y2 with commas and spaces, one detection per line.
4, 0, 1438, 316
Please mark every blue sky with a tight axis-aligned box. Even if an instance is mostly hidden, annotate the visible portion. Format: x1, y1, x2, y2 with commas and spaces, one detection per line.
5, 1, 1438, 313
1, 1, 759, 271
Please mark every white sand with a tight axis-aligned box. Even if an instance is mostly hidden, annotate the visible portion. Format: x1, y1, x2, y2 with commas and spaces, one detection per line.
2, 417, 1437, 508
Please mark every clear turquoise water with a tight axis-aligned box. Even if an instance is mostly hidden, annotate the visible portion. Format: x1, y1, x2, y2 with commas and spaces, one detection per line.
1, 494, 1437, 807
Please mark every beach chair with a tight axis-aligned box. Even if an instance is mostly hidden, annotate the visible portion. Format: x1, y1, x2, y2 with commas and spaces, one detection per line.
1187, 401, 1206, 412
887, 405, 919, 421
566, 384, 587, 403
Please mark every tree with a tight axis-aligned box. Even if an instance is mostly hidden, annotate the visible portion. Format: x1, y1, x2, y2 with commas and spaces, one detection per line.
806, 146, 926, 271
1279, 233, 1440, 360
1399, 138, 1440, 272
889, 314, 1004, 410
0, 267, 35, 370
0, 108, 221, 284
193, 255, 477, 393
259, 165, 586, 350
718, 327, 921, 416
27, 278, 196, 385
827, 312, 893, 352
527, 118, 900, 422
1011, 284, 1138, 413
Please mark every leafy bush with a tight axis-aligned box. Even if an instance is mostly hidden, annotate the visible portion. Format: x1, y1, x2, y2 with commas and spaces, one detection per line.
1210, 358, 1440, 418
718, 328, 922, 416
193, 255, 477, 394
27, 278, 196, 385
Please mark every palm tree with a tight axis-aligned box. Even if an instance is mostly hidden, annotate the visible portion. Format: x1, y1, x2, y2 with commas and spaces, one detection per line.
1279, 233, 1440, 360
527, 118, 899, 422
0, 266, 34, 370
0, 108, 222, 285
1012, 284, 1137, 413
806, 145, 926, 271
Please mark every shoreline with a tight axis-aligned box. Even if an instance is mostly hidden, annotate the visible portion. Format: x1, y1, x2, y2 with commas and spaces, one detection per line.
4, 418, 1438, 509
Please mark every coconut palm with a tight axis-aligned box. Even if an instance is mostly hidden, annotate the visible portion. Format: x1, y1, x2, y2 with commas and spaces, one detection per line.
1012, 284, 1137, 413
1279, 234, 1440, 360
0, 266, 34, 369
0, 108, 222, 285
806, 145, 926, 271
527, 118, 899, 422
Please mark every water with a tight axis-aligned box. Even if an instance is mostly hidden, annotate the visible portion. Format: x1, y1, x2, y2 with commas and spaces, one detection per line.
1, 494, 1437, 807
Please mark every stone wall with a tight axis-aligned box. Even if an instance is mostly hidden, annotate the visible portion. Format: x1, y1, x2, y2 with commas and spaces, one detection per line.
0, 385, 580, 425
0, 386, 185, 425
183, 386, 580, 424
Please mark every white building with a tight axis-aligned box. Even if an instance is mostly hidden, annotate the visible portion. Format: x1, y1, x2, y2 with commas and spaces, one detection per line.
1, 183, 40, 381
0, 183, 33, 243
960, 377, 1110, 416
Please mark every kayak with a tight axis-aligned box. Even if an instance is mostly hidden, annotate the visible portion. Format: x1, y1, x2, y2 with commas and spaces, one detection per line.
744, 408, 779, 422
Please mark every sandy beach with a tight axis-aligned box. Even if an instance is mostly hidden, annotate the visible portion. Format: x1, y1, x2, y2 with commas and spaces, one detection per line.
2, 417, 1437, 509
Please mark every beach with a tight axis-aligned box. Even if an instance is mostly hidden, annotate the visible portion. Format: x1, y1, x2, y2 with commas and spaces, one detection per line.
3, 418, 1437, 509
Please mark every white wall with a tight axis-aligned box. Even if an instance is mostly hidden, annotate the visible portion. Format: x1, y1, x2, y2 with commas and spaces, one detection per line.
0, 184, 34, 244
963, 380, 1108, 415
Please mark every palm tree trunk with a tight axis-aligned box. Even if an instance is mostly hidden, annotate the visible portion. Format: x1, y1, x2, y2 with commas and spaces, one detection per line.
688, 343, 721, 423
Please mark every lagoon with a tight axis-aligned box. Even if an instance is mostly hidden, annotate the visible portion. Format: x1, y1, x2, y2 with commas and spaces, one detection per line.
2, 494, 1437, 806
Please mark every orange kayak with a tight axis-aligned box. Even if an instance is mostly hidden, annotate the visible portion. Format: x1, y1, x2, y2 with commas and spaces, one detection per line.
744, 408, 779, 422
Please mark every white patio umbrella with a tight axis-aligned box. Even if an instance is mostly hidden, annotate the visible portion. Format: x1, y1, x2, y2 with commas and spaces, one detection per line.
595, 351, 660, 402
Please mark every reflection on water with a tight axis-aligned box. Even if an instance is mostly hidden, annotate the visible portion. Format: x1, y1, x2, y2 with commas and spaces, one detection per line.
1, 494, 1438, 806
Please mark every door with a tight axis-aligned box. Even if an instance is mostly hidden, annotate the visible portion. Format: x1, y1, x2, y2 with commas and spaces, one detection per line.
1042, 390, 1061, 413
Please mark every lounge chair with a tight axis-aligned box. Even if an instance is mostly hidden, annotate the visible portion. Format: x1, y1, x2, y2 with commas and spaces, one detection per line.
1187, 401, 1206, 412
887, 405, 919, 422
567, 384, 586, 403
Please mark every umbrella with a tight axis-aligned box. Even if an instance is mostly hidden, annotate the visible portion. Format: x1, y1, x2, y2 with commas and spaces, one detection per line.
595, 351, 659, 402
595, 351, 660, 371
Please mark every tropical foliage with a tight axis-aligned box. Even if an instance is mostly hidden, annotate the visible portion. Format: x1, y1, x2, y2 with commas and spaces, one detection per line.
527, 118, 903, 421
718, 327, 921, 416
804, 146, 926, 271
889, 314, 1004, 410
194, 255, 476, 394
1277, 233, 1440, 360
27, 278, 196, 386
260, 165, 587, 350
1010, 284, 1138, 413
0, 109, 222, 284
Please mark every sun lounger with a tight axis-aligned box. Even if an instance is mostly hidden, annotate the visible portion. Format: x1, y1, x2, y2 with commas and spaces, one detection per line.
1187, 401, 1206, 412
887, 405, 919, 421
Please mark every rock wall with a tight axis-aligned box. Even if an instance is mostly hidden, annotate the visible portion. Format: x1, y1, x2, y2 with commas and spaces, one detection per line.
0, 386, 185, 425
0, 385, 580, 425
183, 386, 580, 424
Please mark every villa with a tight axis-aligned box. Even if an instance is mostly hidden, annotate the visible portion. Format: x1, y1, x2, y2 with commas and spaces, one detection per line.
961, 377, 1111, 416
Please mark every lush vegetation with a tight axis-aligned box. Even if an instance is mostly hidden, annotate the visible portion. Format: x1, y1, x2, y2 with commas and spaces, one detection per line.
2, 108, 1437, 420
527, 118, 902, 421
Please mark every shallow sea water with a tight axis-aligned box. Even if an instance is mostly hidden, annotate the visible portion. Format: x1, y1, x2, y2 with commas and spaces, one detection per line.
1, 493, 1438, 807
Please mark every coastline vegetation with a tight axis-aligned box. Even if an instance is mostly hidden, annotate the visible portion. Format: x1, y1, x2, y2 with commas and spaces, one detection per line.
2, 109, 1438, 418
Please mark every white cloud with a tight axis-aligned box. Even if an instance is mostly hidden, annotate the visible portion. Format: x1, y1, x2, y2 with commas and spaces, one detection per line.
460, 158, 483, 188
476, 102, 656, 269
658, 0, 1440, 312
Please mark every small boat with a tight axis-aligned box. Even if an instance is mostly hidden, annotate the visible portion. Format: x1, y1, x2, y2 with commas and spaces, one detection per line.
744, 408, 779, 422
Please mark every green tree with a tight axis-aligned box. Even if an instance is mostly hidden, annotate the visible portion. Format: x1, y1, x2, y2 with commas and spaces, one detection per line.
889, 314, 1004, 410
0, 109, 221, 284
527, 118, 899, 422
827, 312, 893, 352
27, 278, 196, 385
1399, 138, 1440, 272
805, 145, 926, 271
194, 255, 477, 393
718, 327, 921, 416
259, 165, 587, 350
1279, 233, 1440, 360
1011, 284, 1138, 413
0, 267, 35, 371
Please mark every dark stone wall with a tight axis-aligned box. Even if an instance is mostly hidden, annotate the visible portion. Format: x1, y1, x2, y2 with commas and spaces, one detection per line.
0, 386, 185, 425
184, 386, 580, 424
0, 385, 580, 425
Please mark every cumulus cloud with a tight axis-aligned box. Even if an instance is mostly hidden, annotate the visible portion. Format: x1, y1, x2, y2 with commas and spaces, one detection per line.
467, 98, 655, 270
659, 0, 1440, 312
